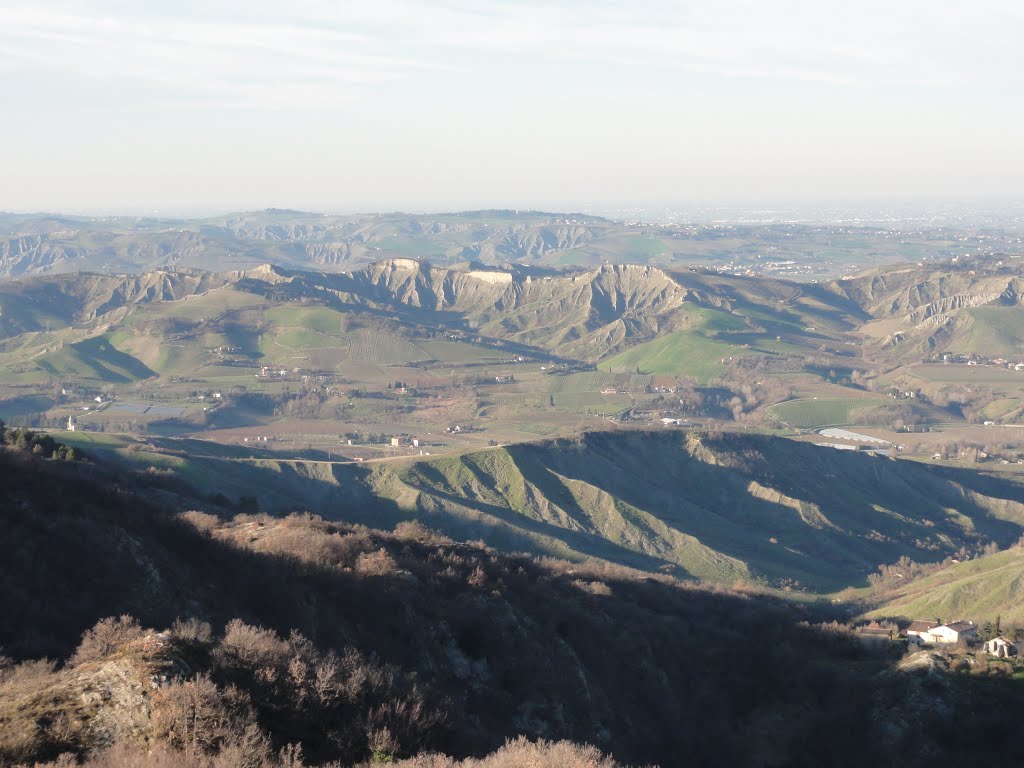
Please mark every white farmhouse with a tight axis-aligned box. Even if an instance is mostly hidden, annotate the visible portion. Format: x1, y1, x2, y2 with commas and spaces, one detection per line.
925, 620, 978, 644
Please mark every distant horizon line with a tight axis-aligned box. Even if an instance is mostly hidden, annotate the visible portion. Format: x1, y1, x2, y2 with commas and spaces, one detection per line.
2, 197, 1023, 223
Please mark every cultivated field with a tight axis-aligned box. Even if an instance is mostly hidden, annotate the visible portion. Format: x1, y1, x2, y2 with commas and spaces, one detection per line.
767, 398, 884, 429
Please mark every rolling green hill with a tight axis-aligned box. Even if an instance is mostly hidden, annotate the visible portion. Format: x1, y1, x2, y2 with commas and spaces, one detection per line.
35, 336, 155, 382
603, 330, 735, 381
601, 307, 759, 382
954, 306, 1024, 357
865, 545, 1024, 625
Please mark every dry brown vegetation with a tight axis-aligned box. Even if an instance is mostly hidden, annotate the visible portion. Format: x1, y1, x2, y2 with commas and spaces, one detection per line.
23, 736, 629, 768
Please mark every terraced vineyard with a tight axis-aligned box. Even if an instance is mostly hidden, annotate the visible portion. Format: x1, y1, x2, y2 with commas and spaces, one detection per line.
546, 371, 617, 393
553, 392, 632, 414
346, 329, 430, 366
603, 330, 749, 383
264, 306, 348, 333
484, 393, 551, 407
415, 339, 507, 364
983, 398, 1023, 421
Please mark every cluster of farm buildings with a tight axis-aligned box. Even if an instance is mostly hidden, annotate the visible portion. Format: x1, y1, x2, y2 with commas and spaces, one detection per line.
937, 353, 1024, 371
857, 619, 1018, 658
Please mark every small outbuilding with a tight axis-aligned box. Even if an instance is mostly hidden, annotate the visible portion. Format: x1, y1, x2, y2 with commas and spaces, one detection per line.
856, 626, 893, 647
905, 620, 939, 641
984, 636, 1017, 658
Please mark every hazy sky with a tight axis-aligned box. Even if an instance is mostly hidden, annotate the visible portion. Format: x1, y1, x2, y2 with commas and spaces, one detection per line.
2, 0, 1022, 214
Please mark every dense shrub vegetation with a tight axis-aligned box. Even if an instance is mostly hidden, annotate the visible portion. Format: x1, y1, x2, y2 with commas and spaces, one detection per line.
0, 419, 78, 460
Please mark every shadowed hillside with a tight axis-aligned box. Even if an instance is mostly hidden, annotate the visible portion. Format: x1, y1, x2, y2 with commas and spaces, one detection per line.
0, 269, 230, 336
69, 430, 1024, 594
364, 431, 1024, 591
4, 445, 1024, 767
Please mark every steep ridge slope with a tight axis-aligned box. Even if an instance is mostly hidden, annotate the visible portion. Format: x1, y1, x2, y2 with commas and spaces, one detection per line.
0, 259, 866, 368
260, 261, 692, 358
236, 259, 860, 360
365, 431, 1024, 591
0, 270, 230, 336
93, 431, 1024, 593
828, 258, 1024, 360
